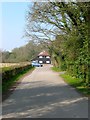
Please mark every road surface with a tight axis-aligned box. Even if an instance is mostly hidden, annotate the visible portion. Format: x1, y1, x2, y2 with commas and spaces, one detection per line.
2, 65, 88, 118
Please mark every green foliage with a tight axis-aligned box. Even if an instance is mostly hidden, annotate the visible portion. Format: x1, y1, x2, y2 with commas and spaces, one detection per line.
2, 67, 13, 72
51, 67, 61, 72
26, 2, 89, 87
60, 62, 67, 71
2, 64, 34, 93
2, 64, 33, 84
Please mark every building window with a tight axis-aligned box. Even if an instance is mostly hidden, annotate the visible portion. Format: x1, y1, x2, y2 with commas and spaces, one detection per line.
46, 56, 50, 58
39, 61, 43, 63
46, 61, 50, 63
39, 56, 43, 58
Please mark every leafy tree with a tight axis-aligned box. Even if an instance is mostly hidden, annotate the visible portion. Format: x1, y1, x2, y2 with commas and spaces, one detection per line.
26, 2, 90, 86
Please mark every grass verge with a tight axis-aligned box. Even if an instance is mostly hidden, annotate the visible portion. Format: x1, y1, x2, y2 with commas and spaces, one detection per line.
60, 73, 90, 96
51, 67, 61, 72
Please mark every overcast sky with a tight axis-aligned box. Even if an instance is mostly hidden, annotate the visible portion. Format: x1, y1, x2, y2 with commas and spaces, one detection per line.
1, 2, 32, 52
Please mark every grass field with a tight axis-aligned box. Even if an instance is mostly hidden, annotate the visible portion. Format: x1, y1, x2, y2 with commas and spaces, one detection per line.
0, 62, 31, 68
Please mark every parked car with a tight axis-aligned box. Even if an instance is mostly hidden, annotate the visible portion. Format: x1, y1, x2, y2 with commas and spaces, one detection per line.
31, 61, 43, 67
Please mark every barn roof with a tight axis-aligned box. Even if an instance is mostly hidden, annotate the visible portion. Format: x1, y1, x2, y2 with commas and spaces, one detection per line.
38, 51, 50, 56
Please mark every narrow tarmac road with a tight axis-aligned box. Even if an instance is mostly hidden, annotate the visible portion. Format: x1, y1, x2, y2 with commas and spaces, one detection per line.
2, 65, 88, 118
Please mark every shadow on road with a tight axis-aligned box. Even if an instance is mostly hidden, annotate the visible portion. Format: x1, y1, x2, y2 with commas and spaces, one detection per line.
2, 81, 88, 118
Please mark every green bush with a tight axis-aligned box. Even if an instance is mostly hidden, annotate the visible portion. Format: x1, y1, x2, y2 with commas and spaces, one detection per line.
52, 66, 61, 72
60, 62, 67, 71
2, 64, 34, 93
2, 64, 33, 84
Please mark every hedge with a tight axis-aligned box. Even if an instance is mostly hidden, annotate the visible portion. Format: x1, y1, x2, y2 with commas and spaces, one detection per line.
2, 64, 33, 85
67, 63, 90, 87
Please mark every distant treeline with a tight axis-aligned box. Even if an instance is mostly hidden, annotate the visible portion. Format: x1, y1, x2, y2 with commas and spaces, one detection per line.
1, 40, 48, 63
